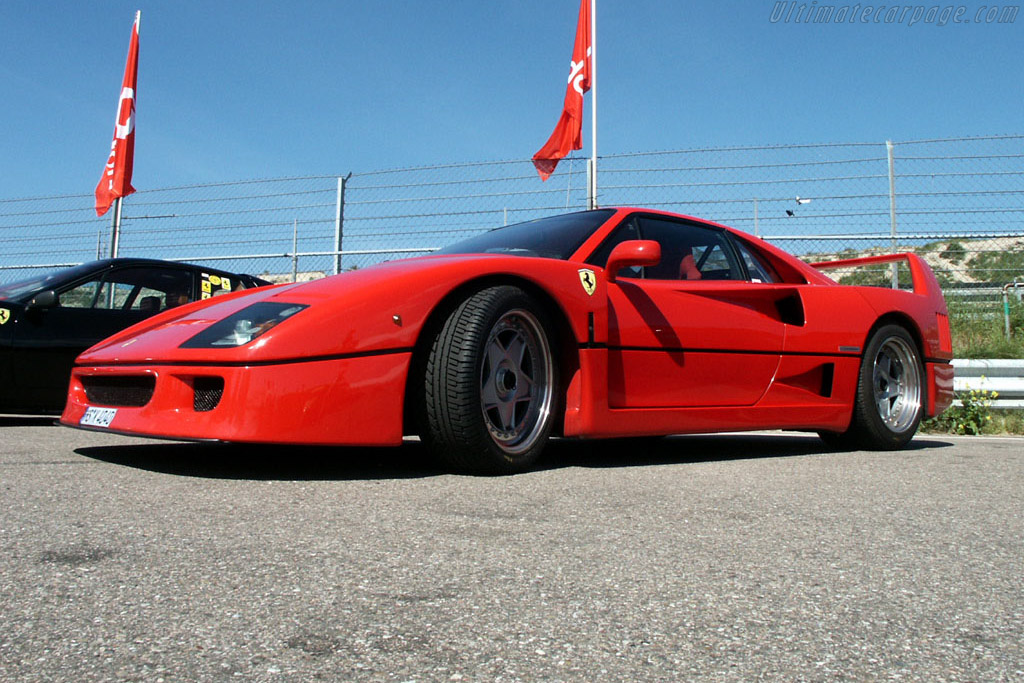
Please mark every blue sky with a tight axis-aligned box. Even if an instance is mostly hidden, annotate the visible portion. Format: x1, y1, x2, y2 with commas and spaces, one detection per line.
1, 0, 1021, 199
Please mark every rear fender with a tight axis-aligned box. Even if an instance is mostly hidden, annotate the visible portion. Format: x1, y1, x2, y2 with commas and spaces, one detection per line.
812, 252, 951, 361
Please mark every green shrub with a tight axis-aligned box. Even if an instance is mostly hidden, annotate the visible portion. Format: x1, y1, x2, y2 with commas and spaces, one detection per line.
945, 297, 1024, 359
967, 249, 1024, 282
989, 410, 1024, 434
923, 384, 998, 435
941, 241, 968, 264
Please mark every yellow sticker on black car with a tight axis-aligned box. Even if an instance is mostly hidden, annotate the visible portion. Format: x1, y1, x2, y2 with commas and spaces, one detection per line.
578, 269, 597, 296
202, 273, 231, 296
0, 308, 10, 325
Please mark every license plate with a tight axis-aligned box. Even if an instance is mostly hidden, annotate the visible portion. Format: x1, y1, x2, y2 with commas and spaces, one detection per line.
80, 406, 118, 428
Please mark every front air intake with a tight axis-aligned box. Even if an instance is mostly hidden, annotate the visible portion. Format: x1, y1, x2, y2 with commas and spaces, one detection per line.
81, 376, 155, 407
193, 377, 224, 412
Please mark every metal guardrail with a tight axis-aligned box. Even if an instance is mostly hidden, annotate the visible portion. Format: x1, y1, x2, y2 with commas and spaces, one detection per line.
953, 359, 1024, 409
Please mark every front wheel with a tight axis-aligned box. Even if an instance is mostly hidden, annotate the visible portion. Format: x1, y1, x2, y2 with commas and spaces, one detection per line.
820, 324, 924, 450
419, 286, 558, 474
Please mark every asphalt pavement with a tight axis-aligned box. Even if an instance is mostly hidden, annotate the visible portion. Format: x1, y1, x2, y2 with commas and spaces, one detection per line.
1, 419, 1021, 682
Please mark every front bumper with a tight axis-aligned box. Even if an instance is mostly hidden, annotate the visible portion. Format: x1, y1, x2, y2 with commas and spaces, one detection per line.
61, 352, 412, 446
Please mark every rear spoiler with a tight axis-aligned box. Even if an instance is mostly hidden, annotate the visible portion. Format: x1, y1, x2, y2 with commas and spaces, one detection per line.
810, 252, 942, 297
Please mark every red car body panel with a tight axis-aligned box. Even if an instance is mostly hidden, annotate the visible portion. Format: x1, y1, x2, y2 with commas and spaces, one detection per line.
61, 207, 954, 446
65, 355, 411, 445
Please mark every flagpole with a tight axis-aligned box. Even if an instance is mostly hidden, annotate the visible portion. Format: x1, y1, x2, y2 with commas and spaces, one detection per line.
110, 197, 122, 258
588, 0, 597, 209
107, 9, 137, 259
531, 0, 594, 185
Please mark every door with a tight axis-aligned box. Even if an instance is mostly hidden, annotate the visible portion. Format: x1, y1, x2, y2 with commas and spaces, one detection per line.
10, 265, 195, 410
589, 215, 787, 408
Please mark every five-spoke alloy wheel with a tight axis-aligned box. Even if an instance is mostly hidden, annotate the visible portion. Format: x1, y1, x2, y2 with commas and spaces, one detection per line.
820, 324, 925, 450
871, 333, 923, 435
478, 308, 555, 456
419, 286, 558, 474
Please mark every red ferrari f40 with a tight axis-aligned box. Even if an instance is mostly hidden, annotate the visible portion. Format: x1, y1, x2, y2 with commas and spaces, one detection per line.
62, 209, 954, 473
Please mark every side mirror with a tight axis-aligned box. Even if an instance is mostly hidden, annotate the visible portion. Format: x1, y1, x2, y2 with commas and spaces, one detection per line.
605, 240, 661, 282
26, 290, 58, 310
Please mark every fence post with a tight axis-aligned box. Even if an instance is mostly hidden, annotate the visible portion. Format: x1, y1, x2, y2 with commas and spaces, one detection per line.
1005, 286, 1013, 340
292, 218, 299, 282
753, 197, 760, 238
334, 173, 351, 275
886, 140, 899, 288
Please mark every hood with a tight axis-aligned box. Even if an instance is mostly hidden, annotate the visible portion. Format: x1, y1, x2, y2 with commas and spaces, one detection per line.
75, 253, 564, 366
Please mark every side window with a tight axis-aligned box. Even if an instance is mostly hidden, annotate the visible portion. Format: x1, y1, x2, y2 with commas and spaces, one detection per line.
585, 215, 743, 281
58, 267, 194, 313
733, 239, 781, 283
59, 280, 102, 308
94, 279, 138, 310
133, 286, 169, 312
638, 217, 742, 281
201, 272, 235, 299
692, 244, 732, 278
147, 269, 194, 310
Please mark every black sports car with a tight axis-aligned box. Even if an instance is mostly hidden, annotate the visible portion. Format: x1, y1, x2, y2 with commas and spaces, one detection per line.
0, 258, 269, 414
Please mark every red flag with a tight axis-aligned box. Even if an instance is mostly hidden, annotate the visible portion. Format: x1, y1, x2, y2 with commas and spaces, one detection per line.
95, 13, 140, 217
533, 0, 592, 181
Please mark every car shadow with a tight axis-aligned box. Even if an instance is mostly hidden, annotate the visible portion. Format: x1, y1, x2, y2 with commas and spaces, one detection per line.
74, 440, 441, 481
73, 433, 955, 481
539, 433, 953, 470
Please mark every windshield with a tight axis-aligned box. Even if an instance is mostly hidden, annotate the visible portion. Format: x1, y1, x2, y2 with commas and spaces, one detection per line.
0, 272, 73, 303
0, 274, 51, 302
0, 262, 100, 303
438, 210, 616, 260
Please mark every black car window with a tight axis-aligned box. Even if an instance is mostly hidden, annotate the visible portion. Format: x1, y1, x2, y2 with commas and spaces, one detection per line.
58, 267, 194, 313
0, 262, 98, 303
201, 271, 238, 299
60, 280, 103, 308
0, 273, 56, 302
95, 279, 139, 310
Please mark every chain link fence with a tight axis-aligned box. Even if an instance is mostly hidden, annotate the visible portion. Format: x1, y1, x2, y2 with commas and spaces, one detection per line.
2, 136, 1022, 301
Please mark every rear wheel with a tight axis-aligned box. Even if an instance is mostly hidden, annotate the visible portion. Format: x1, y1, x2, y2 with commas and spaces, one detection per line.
419, 286, 558, 474
819, 324, 924, 450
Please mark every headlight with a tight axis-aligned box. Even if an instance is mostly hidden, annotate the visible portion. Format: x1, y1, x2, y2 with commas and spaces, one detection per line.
180, 302, 308, 348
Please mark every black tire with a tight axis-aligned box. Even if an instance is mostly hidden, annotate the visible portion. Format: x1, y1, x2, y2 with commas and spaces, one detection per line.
820, 324, 924, 450
419, 286, 558, 474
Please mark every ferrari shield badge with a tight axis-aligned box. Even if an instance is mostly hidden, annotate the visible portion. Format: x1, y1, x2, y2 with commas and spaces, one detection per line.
0, 307, 10, 325
578, 269, 597, 296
